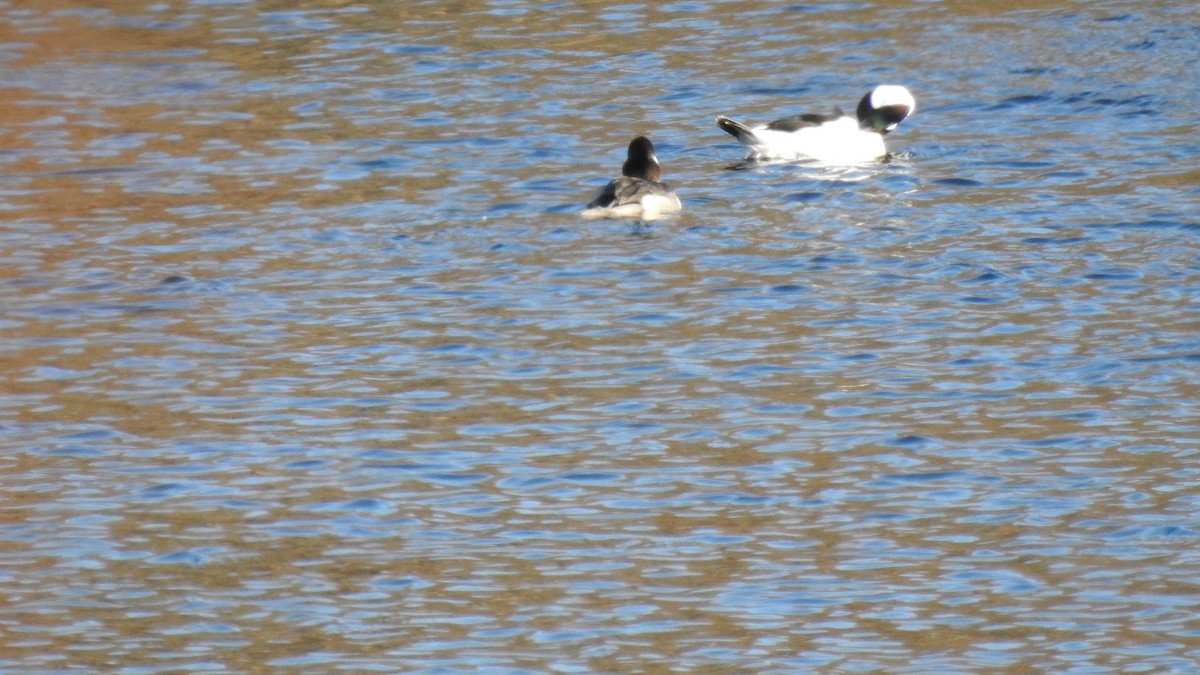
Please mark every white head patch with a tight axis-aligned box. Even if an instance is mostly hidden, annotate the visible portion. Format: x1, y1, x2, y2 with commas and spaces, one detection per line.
870, 85, 916, 114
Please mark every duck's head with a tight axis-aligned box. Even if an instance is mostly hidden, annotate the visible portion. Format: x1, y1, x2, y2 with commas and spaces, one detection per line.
857, 85, 915, 135
622, 136, 662, 181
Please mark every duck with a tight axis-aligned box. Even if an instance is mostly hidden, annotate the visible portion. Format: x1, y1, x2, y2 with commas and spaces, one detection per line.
715, 85, 915, 164
581, 136, 681, 220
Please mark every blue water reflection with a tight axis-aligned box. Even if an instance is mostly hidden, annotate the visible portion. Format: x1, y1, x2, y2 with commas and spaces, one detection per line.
2, 0, 1199, 672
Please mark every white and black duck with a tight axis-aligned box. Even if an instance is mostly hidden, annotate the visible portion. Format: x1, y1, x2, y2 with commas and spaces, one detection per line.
582, 136, 681, 220
716, 84, 915, 164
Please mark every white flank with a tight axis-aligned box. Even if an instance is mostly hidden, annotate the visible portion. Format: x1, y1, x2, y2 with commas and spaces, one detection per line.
742, 117, 887, 164
580, 193, 681, 222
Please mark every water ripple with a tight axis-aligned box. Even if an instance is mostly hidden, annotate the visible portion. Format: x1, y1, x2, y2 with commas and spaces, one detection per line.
1, 0, 1198, 673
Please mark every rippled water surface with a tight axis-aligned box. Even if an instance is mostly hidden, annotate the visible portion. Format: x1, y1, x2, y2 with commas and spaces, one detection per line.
3, 0, 1199, 672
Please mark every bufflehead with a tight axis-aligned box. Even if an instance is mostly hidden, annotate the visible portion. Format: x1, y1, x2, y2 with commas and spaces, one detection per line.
582, 136, 681, 220
716, 85, 915, 164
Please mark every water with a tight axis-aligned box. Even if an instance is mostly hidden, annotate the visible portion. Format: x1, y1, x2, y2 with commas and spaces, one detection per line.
2, 0, 1199, 672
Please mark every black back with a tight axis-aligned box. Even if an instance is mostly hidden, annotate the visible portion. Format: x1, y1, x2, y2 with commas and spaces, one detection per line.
764, 110, 844, 133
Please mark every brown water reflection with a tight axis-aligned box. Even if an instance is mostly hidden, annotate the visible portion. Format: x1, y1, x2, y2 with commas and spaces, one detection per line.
3, 0, 1200, 672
